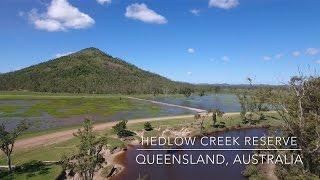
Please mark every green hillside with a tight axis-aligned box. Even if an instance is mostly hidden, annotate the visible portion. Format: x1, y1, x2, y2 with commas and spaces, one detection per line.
0, 48, 193, 94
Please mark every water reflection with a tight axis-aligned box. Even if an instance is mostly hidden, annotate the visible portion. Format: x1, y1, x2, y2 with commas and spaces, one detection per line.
112, 128, 267, 180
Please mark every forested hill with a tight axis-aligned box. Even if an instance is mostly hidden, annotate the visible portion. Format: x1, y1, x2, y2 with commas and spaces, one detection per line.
0, 47, 195, 94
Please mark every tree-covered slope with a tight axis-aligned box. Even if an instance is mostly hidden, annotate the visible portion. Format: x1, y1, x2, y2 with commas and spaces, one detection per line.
0, 48, 192, 94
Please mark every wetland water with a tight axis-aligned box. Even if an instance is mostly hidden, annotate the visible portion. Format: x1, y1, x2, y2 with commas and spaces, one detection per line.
0, 94, 241, 131
150, 94, 241, 112
112, 128, 267, 180
0, 98, 194, 131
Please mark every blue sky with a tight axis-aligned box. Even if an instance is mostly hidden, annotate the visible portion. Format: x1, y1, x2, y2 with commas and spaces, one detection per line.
0, 0, 320, 84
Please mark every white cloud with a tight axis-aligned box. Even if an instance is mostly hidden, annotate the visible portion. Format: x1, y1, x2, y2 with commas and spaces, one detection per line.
263, 56, 272, 61
315, 60, 320, 64
125, 3, 167, 24
275, 53, 283, 59
306, 48, 319, 56
187, 71, 192, 75
222, 56, 230, 62
55, 51, 74, 58
292, 51, 301, 57
209, 0, 239, 9
97, 0, 111, 5
190, 9, 200, 16
28, 0, 95, 32
187, 48, 195, 53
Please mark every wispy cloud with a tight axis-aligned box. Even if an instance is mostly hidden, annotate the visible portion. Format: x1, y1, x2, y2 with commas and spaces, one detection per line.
209, 0, 239, 9
96, 0, 111, 5
306, 48, 319, 56
274, 53, 283, 59
263, 56, 272, 61
27, 0, 94, 32
315, 60, 320, 64
187, 71, 192, 75
190, 9, 200, 16
125, 3, 167, 24
292, 51, 301, 57
222, 56, 230, 63
187, 48, 195, 53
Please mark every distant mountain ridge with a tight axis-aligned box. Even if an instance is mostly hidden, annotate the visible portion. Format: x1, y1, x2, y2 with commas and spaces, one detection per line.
0, 47, 194, 94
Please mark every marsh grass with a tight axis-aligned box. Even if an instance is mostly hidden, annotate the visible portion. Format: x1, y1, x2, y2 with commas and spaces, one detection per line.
0, 94, 163, 121
0, 105, 20, 115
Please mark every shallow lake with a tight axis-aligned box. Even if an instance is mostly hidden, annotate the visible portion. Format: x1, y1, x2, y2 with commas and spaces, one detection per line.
150, 94, 241, 112
0, 94, 241, 131
112, 128, 267, 180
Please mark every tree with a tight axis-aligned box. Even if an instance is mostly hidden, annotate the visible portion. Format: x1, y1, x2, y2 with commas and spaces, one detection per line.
180, 87, 193, 98
199, 90, 205, 97
112, 120, 135, 138
272, 76, 320, 176
144, 122, 153, 131
0, 121, 29, 171
250, 87, 272, 120
194, 113, 208, 134
209, 109, 224, 127
236, 92, 249, 124
152, 87, 162, 97
236, 78, 271, 125
62, 119, 107, 180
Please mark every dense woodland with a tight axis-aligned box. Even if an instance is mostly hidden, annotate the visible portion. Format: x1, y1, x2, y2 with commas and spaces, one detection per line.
0, 47, 280, 95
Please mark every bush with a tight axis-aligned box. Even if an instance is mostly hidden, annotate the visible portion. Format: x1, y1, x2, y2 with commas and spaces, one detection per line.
101, 165, 115, 178
180, 87, 193, 97
116, 129, 135, 138
106, 137, 125, 151
0, 160, 50, 180
112, 120, 135, 138
113, 120, 127, 132
212, 122, 226, 128
242, 164, 259, 177
144, 122, 153, 131
275, 163, 319, 180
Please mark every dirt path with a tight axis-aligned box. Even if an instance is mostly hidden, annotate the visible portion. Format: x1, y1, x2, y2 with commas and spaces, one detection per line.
14, 110, 244, 151
127, 96, 207, 113
14, 97, 209, 151
14, 114, 196, 151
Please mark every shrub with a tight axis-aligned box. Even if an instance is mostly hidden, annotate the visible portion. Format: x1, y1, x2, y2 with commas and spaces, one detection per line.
116, 129, 135, 138
144, 122, 153, 131
242, 164, 259, 177
180, 87, 193, 97
212, 122, 226, 128
101, 165, 115, 178
112, 120, 135, 138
